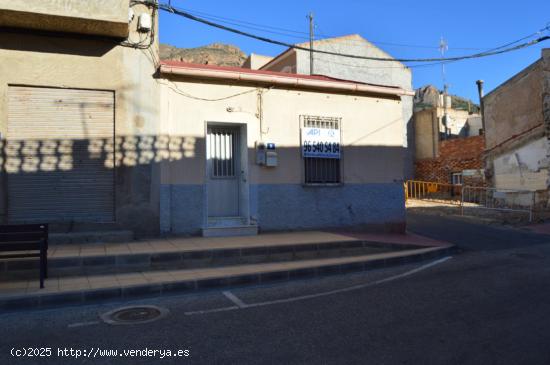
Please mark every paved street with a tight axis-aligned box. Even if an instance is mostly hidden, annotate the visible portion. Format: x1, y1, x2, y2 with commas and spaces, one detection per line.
2, 212, 550, 364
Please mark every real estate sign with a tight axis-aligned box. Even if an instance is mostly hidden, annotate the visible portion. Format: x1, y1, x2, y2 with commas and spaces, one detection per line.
301, 127, 341, 159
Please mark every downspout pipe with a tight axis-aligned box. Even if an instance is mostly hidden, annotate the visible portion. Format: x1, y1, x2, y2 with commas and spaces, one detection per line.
476, 80, 485, 133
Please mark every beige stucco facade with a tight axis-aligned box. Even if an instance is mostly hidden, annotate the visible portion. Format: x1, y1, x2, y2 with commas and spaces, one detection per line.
160, 80, 404, 185
158, 68, 407, 234
0, 2, 161, 235
0, 0, 130, 38
414, 109, 439, 160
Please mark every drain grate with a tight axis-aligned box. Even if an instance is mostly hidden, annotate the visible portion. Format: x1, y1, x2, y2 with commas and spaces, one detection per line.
101, 305, 169, 325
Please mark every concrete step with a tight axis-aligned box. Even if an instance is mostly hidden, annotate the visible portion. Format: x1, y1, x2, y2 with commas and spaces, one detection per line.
202, 225, 258, 237
207, 217, 248, 228
49, 230, 135, 245
0, 245, 454, 311
1, 238, 416, 279
48, 222, 124, 233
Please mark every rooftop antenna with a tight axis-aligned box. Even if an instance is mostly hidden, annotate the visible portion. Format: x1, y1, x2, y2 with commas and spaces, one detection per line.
439, 36, 448, 89
439, 36, 449, 138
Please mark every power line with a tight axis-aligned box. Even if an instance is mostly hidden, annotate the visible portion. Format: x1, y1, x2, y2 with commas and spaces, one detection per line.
161, 3, 546, 51
165, 3, 311, 36
312, 51, 454, 70
169, 8, 312, 40
313, 23, 453, 70
158, 3, 550, 63
162, 3, 476, 49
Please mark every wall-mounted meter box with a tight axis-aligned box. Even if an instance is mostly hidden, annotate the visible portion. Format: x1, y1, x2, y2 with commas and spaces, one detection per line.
256, 141, 278, 167
138, 13, 152, 32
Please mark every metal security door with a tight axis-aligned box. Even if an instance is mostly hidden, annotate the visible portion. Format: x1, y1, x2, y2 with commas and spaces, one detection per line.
6, 86, 115, 223
207, 126, 240, 217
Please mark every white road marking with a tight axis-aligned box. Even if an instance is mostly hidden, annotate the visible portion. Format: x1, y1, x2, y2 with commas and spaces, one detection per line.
185, 256, 453, 316
222, 291, 248, 308
67, 321, 100, 328
176, 305, 240, 316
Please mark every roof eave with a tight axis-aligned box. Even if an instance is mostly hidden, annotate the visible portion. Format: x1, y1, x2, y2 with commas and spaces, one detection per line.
159, 64, 414, 97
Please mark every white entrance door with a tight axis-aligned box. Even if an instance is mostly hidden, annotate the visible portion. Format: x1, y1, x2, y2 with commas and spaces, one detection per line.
207, 126, 240, 218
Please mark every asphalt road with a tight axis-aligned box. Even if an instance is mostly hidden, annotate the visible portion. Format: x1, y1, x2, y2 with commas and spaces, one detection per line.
2, 212, 550, 365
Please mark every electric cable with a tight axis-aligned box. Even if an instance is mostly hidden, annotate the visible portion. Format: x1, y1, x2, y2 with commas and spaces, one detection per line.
158, 3, 550, 63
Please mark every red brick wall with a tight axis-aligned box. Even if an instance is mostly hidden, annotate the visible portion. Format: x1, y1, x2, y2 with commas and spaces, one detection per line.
415, 135, 485, 185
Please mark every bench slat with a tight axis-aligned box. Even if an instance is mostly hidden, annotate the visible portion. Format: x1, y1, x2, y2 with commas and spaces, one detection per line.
0, 224, 49, 289
0, 232, 46, 242
0, 242, 44, 251
0, 224, 47, 233
0, 253, 41, 259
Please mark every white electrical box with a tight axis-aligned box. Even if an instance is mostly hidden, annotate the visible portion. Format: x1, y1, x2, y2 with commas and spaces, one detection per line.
138, 13, 152, 32
265, 151, 277, 167
256, 141, 278, 167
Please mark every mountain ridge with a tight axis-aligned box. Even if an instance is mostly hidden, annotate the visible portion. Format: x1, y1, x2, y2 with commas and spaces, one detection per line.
159, 43, 247, 67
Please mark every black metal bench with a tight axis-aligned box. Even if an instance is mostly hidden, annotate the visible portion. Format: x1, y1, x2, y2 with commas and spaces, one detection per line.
0, 224, 48, 288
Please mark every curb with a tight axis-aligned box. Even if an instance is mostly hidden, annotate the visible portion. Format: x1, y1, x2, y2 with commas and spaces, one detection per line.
0, 245, 455, 312
1, 239, 424, 278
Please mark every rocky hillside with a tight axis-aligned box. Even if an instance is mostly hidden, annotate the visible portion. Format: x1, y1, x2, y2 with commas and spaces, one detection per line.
414, 85, 480, 112
159, 43, 247, 67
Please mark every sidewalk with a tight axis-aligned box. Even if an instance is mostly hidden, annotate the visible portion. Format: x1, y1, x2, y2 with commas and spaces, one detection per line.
46, 230, 450, 259
0, 230, 454, 311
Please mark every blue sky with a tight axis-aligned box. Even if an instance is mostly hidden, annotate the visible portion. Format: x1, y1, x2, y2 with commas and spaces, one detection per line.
159, 0, 550, 101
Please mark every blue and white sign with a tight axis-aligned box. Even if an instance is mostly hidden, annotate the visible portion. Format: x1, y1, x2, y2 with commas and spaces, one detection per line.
301, 127, 341, 159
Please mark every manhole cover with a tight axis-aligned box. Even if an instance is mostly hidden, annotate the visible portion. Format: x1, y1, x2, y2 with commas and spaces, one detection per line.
101, 305, 169, 325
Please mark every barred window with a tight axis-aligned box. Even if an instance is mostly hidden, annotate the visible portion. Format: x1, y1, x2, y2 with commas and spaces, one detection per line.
207, 127, 237, 178
301, 116, 342, 185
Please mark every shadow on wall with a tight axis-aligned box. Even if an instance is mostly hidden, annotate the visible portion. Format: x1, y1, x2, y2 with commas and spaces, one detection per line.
0, 135, 200, 235
0, 28, 118, 57
2, 135, 199, 174
249, 145, 406, 234
1, 136, 406, 234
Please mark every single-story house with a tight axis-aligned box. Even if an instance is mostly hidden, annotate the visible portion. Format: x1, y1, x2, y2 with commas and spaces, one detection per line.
158, 61, 414, 236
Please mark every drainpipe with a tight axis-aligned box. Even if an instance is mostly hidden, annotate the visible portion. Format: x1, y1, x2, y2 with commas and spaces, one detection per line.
476, 80, 485, 133
476, 79, 490, 186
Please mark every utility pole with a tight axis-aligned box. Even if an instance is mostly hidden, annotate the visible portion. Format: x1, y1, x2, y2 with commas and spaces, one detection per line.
308, 12, 314, 75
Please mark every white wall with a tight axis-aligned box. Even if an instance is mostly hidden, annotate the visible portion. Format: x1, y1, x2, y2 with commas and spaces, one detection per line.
159, 79, 405, 186
493, 137, 549, 191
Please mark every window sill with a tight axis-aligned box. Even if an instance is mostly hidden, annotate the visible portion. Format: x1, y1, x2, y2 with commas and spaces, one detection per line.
302, 183, 344, 188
